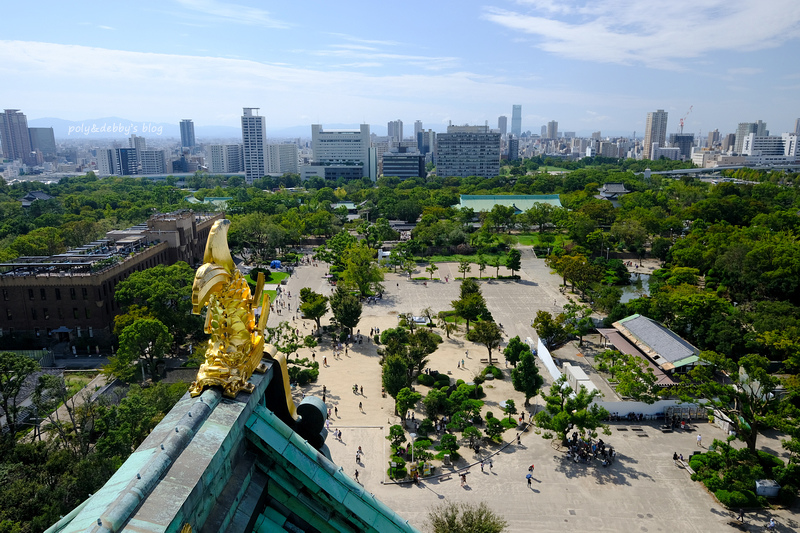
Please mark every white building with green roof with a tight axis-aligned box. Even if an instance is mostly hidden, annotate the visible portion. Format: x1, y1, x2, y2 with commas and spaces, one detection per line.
459, 194, 562, 214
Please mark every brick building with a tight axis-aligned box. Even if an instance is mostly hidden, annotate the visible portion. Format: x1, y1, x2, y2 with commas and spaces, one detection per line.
0, 211, 222, 344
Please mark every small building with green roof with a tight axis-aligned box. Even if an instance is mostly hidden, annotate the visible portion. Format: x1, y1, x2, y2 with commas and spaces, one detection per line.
459, 194, 562, 214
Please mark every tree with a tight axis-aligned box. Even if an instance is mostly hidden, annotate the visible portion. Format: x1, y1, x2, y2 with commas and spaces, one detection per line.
477, 255, 487, 278
512, 350, 544, 406
386, 424, 407, 449
679, 351, 793, 452
382, 354, 409, 400
505, 249, 522, 278
34, 373, 104, 459
425, 262, 439, 280
485, 416, 505, 441
452, 294, 486, 333
594, 350, 658, 403
503, 336, 529, 367
339, 243, 384, 297
525, 202, 556, 233
458, 259, 471, 279
400, 258, 417, 279
427, 501, 508, 533
299, 288, 329, 331
467, 321, 503, 365
423, 388, 449, 419
437, 433, 460, 456
532, 310, 568, 349
534, 375, 608, 445
114, 262, 201, 345
395, 387, 422, 417
0, 351, 40, 438
266, 321, 302, 360
437, 311, 459, 339
562, 299, 594, 346
502, 399, 517, 423
107, 318, 172, 381
329, 287, 362, 334
313, 229, 357, 268
462, 425, 483, 448
489, 256, 502, 278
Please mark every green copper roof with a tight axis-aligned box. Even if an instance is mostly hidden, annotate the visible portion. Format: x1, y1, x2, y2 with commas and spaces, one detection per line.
459, 194, 562, 213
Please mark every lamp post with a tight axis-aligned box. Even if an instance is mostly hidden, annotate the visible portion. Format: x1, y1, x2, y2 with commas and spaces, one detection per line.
409, 432, 416, 467
606, 247, 610, 260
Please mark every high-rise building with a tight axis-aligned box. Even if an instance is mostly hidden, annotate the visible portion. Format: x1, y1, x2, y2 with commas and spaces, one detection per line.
417, 129, 436, 156
180, 119, 196, 148
97, 148, 139, 175
129, 134, 146, 163
546, 120, 558, 139
508, 136, 519, 160
28, 127, 56, 157
388, 120, 403, 142
721, 133, 736, 152
795, 118, 800, 136
643, 109, 668, 160
0, 109, 34, 164
540, 126, 547, 137
209, 144, 244, 173
436, 125, 500, 179
139, 150, 167, 174
310, 124, 375, 181
267, 143, 299, 174
755, 120, 768, 137
413, 120, 423, 139
741, 133, 799, 164
241, 108, 268, 183
511, 105, 522, 137
498, 116, 508, 136
668, 134, 694, 160
734, 122, 759, 154
707, 129, 720, 148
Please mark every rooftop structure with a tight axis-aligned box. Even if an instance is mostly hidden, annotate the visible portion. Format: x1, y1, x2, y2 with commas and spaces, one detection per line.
436, 126, 500, 179
0, 211, 222, 341
599, 314, 701, 381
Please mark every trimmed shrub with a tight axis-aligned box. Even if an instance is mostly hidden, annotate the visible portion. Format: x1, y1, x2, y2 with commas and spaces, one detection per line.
715, 489, 756, 509
417, 374, 435, 386
434, 374, 451, 388
481, 365, 503, 380
417, 418, 435, 437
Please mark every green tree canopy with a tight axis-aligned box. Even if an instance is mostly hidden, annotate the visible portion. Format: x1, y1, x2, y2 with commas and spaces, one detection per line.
0, 351, 40, 439
106, 318, 172, 381
534, 375, 608, 444
511, 350, 544, 406
339, 243, 384, 297
503, 335, 529, 367
329, 287, 362, 334
467, 320, 503, 365
299, 288, 329, 330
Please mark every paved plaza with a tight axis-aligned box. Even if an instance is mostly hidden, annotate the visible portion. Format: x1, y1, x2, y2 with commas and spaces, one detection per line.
268, 252, 798, 532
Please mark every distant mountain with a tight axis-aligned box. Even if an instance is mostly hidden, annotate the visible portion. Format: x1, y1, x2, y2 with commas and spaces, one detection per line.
27, 118, 393, 141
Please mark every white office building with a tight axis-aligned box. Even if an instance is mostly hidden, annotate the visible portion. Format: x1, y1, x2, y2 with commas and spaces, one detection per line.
139, 150, 167, 174
241, 108, 268, 183
310, 124, 376, 181
267, 143, 299, 174
209, 144, 244, 173
741, 133, 799, 165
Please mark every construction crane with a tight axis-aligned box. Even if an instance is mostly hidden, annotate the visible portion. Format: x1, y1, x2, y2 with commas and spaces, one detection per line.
679, 105, 693, 134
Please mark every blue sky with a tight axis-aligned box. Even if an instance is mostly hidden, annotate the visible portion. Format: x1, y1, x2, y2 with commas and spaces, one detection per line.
2, 0, 799, 136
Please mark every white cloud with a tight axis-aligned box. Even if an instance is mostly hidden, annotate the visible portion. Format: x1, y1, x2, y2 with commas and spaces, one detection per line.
0, 40, 635, 127
727, 67, 762, 76
174, 0, 290, 29
484, 0, 800, 68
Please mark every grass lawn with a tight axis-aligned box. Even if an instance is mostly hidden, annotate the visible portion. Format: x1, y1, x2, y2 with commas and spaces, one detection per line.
416, 252, 507, 265
246, 271, 289, 286
539, 165, 573, 173
515, 233, 572, 247
64, 372, 98, 398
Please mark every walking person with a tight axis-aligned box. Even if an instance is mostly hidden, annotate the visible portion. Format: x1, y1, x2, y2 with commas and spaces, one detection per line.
335, 406, 338, 417
354, 470, 359, 482
736, 508, 745, 522
480, 460, 485, 472
359, 401, 363, 412
697, 434, 702, 447
527, 476, 532, 488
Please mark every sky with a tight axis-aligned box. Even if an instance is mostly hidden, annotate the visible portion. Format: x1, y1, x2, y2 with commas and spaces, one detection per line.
2, 0, 800, 137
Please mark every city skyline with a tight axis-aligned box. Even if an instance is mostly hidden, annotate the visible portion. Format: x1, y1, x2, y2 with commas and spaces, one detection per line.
1, 0, 800, 136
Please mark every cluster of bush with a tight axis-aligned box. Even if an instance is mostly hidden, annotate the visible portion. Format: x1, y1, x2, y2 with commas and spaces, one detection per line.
417, 372, 451, 388
287, 357, 319, 385
689, 440, 799, 508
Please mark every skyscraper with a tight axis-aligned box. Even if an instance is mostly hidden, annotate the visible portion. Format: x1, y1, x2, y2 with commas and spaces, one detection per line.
498, 116, 508, 135
129, 134, 146, 163
241, 108, 268, 183
795, 118, 800, 136
707, 129, 720, 148
546, 120, 558, 139
436, 125, 500, 178
0, 109, 34, 164
388, 120, 403, 142
734, 122, 759, 154
180, 119, 196, 148
643, 109, 668, 160
511, 105, 522, 137
413, 120, 423, 139
28, 127, 56, 157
